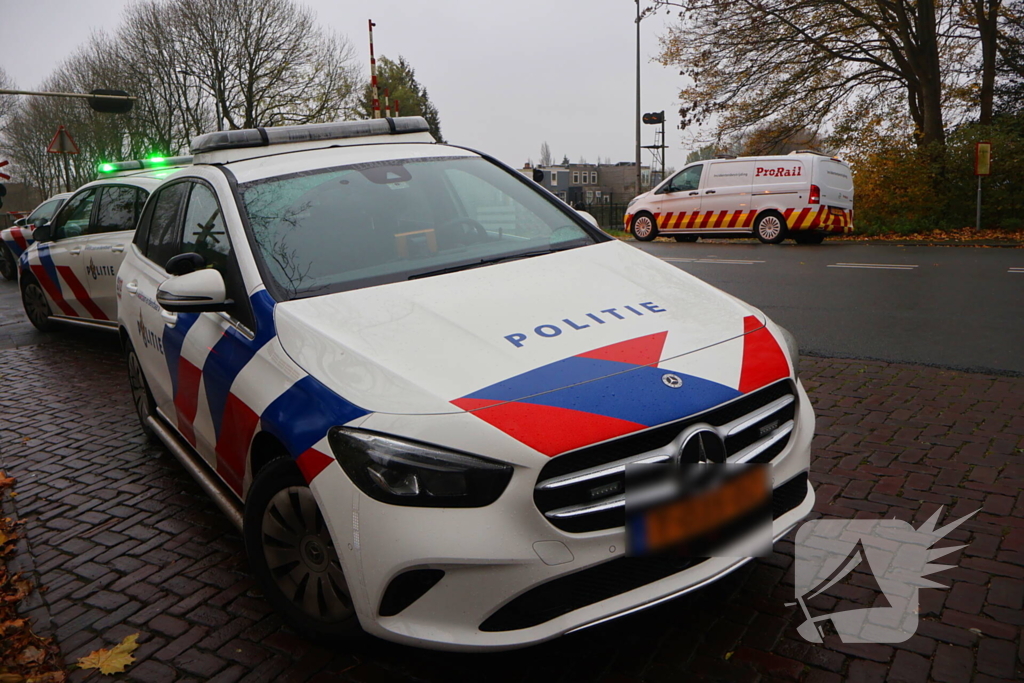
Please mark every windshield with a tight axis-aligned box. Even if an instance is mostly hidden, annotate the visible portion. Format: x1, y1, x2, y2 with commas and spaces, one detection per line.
27, 198, 63, 225
239, 156, 598, 299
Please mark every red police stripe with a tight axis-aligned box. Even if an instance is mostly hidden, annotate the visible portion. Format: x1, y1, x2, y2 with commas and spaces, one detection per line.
451, 398, 645, 457
215, 392, 261, 495
296, 448, 335, 483
55, 266, 107, 320
29, 264, 78, 316
175, 358, 203, 447
577, 331, 667, 367
660, 212, 674, 229
11, 228, 28, 250
738, 316, 790, 394
673, 213, 686, 229
699, 211, 714, 229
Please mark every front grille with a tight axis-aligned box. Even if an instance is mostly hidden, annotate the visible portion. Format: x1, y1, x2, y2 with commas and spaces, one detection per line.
534, 380, 797, 533
483, 473, 810, 632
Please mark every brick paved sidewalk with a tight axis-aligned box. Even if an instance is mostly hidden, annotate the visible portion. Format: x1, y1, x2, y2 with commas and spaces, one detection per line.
0, 337, 1021, 683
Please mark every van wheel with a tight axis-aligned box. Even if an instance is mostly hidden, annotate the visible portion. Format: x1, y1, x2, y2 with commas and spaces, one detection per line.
755, 212, 788, 244
794, 232, 826, 245
21, 278, 55, 332
631, 213, 658, 241
0, 243, 17, 281
125, 341, 158, 441
244, 457, 360, 642
674, 235, 698, 243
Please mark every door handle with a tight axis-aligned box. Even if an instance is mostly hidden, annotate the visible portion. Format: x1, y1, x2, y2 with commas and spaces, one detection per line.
111, 244, 125, 253
125, 281, 138, 295
688, 191, 699, 196
69, 248, 82, 256
161, 310, 178, 325
705, 190, 716, 194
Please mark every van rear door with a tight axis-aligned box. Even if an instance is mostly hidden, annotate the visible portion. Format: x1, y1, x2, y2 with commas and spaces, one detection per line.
815, 159, 854, 209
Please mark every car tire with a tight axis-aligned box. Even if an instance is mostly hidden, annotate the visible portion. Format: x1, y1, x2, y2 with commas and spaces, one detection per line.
0, 243, 17, 281
631, 212, 658, 241
673, 235, 698, 243
21, 278, 55, 332
244, 456, 360, 642
794, 232, 825, 245
125, 341, 158, 441
755, 211, 788, 244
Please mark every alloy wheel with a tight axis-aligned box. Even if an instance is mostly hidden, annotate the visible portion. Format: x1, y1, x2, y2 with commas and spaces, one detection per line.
262, 487, 353, 622
23, 284, 51, 329
758, 216, 782, 241
127, 352, 151, 424
633, 216, 654, 239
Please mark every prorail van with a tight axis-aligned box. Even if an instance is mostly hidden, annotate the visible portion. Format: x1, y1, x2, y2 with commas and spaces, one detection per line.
625, 152, 854, 244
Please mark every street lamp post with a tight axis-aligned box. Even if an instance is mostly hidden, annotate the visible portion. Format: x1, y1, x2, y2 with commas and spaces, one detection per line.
635, 0, 642, 197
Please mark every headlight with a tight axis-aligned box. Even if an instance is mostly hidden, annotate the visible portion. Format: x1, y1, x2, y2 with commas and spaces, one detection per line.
627, 196, 641, 208
777, 325, 800, 377
329, 428, 513, 507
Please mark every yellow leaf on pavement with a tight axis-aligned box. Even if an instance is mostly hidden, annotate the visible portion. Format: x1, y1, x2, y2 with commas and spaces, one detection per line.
76, 633, 140, 674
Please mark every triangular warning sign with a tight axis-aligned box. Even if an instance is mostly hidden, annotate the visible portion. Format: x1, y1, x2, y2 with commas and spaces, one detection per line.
47, 126, 80, 155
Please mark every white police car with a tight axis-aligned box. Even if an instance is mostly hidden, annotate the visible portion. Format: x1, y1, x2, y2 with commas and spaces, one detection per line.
17, 159, 190, 331
1, 192, 71, 280
118, 117, 815, 650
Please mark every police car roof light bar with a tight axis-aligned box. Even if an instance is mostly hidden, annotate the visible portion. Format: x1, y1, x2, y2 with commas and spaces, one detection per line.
190, 116, 431, 155
98, 155, 193, 174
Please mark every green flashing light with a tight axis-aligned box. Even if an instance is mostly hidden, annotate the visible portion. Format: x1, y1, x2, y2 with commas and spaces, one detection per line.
147, 156, 167, 166
98, 162, 116, 173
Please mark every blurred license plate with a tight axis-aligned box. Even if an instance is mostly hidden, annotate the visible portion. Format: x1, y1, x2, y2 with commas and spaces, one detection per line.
627, 466, 768, 556
829, 207, 844, 216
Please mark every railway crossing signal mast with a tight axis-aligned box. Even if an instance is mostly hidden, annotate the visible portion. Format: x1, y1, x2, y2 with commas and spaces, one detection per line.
642, 111, 667, 186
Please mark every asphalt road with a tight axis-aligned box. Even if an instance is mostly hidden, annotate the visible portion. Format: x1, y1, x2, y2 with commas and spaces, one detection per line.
2, 240, 1022, 373
633, 240, 1024, 375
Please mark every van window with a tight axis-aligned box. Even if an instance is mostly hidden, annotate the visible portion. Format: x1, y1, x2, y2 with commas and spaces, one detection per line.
659, 165, 703, 194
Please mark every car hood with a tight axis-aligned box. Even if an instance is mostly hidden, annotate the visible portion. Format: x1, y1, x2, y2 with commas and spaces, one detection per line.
274, 240, 774, 420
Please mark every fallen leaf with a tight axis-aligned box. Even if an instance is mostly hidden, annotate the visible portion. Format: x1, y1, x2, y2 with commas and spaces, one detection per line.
969, 627, 983, 635
27, 673, 66, 683
0, 674, 25, 683
77, 633, 140, 674
17, 646, 45, 665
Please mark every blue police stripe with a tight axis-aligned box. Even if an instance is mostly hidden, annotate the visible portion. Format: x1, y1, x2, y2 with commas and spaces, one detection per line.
202, 289, 278, 439
463, 356, 633, 402
519, 365, 740, 427
163, 313, 200, 398
260, 375, 370, 457
36, 244, 63, 296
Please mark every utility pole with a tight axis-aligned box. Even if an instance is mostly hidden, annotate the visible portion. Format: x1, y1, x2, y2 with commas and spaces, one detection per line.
369, 20, 381, 119
635, 0, 642, 197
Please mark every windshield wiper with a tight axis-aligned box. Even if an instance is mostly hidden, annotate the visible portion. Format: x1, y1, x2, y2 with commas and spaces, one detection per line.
409, 248, 560, 280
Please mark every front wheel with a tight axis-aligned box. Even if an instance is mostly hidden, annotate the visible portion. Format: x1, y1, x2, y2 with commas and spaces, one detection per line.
755, 212, 788, 244
0, 243, 17, 281
244, 457, 359, 642
631, 212, 658, 241
125, 342, 158, 441
21, 279, 55, 332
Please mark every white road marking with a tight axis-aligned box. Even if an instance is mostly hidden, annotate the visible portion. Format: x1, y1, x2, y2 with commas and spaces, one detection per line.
1009, 267, 1024, 273
663, 257, 765, 265
827, 262, 919, 271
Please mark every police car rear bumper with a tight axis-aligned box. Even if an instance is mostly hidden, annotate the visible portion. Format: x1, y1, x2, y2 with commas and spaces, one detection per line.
310, 380, 815, 651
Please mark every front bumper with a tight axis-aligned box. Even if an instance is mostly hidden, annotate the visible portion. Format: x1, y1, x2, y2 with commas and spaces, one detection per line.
310, 380, 816, 651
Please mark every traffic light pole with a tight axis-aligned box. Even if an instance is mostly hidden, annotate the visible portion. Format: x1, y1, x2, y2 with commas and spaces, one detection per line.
635, 0, 642, 196
0, 89, 136, 114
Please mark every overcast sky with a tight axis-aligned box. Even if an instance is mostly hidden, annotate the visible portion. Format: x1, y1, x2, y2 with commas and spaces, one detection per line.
0, 0, 693, 171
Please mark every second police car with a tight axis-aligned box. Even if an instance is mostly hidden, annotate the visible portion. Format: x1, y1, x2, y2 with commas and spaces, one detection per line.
17, 160, 191, 331
1, 193, 71, 280
118, 117, 816, 650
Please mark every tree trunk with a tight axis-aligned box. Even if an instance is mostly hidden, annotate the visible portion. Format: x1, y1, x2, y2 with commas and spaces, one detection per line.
914, 0, 946, 146
975, 0, 1001, 125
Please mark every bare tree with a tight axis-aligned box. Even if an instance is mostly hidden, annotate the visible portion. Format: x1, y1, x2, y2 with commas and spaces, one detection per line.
654, 0, 978, 148
539, 142, 552, 166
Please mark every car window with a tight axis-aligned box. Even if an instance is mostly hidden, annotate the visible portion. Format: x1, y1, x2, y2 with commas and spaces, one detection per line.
240, 156, 598, 300
666, 165, 703, 193
181, 183, 231, 274
27, 198, 63, 225
92, 186, 143, 235
51, 190, 97, 240
144, 183, 189, 270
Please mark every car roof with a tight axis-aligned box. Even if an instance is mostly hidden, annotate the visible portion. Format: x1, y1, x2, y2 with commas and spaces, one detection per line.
75, 167, 190, 193
220, 142, 478, 185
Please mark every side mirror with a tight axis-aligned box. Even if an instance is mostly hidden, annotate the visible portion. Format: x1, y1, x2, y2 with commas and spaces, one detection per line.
577, 210, 599, 228
165, 252, 205, 276
32, 224, 52, 243
157, 269, 230, 313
